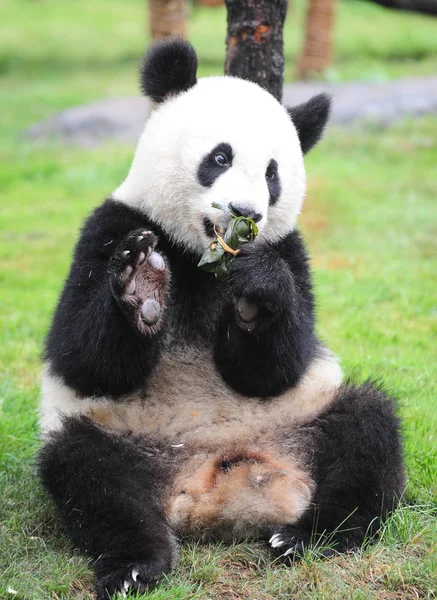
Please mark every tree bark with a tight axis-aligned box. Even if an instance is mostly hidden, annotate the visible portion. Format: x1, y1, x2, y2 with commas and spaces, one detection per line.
365, 0, 437, 15
297, 0, 337, 80
224, 0, 288, 102
149, 0, 187, 41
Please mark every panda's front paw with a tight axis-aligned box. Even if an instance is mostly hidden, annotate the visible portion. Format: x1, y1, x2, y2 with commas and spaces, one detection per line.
230, 243, 293, 332
95, 556, 173, 600
109, 229, 169, 335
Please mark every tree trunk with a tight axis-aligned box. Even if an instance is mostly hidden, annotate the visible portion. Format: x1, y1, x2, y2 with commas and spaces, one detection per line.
365, 0, 437, 15
224, 0, 288, 102
297, 0, 336, 80
149, 0, 187, 41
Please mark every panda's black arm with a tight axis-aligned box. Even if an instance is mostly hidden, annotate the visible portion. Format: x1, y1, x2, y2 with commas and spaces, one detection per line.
45, 199, 163, 398
214, 230, 318, 397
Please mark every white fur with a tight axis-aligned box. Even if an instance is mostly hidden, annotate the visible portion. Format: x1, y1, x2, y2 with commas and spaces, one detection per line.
114, 76, 306, 254
39, 364, 112, 436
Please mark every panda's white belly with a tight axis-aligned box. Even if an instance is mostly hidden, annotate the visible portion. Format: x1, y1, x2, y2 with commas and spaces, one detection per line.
40, 346, 342, 449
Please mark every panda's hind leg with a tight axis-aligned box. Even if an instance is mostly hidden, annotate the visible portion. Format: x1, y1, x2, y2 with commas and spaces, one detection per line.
270, 381, 405, 558
109, 229, 168, 336
38, 417, 178, 600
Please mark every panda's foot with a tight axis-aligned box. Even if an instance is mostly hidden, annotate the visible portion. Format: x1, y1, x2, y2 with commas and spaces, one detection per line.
95, 556, 171, 600
110, 229, 168, 335
269, 527, 308, 561
269, 525, 336, 561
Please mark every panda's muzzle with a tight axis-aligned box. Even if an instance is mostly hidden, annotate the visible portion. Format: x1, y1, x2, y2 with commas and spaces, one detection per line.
229, 204, 262, 223
203, 206, 262, 238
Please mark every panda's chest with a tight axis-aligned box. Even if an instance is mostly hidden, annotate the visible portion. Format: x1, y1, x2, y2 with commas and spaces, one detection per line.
103, 347, 258, 446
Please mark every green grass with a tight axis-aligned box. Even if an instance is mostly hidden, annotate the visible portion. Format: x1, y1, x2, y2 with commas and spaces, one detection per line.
1, 1, 436, 598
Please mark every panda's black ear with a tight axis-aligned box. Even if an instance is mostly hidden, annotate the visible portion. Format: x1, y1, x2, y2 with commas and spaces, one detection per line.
140, 38, 198, 103
286, 93, 331, 154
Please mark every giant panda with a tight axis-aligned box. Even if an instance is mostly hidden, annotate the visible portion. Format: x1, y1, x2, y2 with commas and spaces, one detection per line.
38, 39, 405, 600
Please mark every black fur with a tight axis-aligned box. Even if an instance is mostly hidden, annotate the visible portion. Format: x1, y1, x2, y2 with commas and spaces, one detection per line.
272, 381, 405, 555
38, 417, 178, 600
40, 70, 404, 595
214, 231, 318, 396
140, 38, 198, 102
45, 200, 163, 397
287, 93, 331, 154
46, 199, 317, 399
40, 194, 404, 596
266, 158, 281, 205
197, 142, 234, 188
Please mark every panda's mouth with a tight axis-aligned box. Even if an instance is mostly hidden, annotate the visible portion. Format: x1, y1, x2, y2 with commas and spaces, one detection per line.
203, 216, 216, 238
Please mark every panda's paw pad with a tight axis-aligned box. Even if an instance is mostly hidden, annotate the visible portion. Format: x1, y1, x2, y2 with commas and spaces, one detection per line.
110, 229, 168, 335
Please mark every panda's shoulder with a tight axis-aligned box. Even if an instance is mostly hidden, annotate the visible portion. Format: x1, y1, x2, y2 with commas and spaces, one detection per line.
271, 229, 312, 276
274, 228, 307, 251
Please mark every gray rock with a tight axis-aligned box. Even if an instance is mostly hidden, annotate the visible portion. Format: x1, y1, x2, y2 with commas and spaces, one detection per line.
25, 97, 153, 146
282, 76, 437, 126
24, 77, 437, 146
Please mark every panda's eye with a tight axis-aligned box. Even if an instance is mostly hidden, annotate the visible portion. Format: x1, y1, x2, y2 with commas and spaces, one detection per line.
266, 159, 281, 206
266, 161, 277, 180
198, 142, 233, 188
214, 153, 229, 167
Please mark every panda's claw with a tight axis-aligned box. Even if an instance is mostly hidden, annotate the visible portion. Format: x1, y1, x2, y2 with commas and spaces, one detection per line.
122, 250, 130, 257
137, 251, 146, 264
269, 533, 282, 545
95, 556, 175, 599
271, 537, 286, 549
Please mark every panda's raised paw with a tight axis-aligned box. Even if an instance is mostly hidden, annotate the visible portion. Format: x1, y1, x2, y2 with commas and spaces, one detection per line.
230, 243, 293, 331
109, 229, 169, 335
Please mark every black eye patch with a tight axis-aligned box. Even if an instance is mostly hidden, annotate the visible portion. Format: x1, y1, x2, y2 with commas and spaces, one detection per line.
197, 142, 233, 188
266, 159, 281, 206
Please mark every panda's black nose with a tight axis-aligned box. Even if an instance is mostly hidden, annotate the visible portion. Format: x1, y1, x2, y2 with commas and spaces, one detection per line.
229, 204, 262, 223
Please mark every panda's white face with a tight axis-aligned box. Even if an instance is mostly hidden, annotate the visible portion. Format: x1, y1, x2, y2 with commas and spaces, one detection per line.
114, 76, 306, 255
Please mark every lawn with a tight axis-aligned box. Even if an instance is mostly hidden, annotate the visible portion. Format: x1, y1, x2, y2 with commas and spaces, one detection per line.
0, 1, 436, 599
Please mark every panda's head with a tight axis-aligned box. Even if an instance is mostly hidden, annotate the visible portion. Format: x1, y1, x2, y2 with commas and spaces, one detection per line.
114, 39, 331, 255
